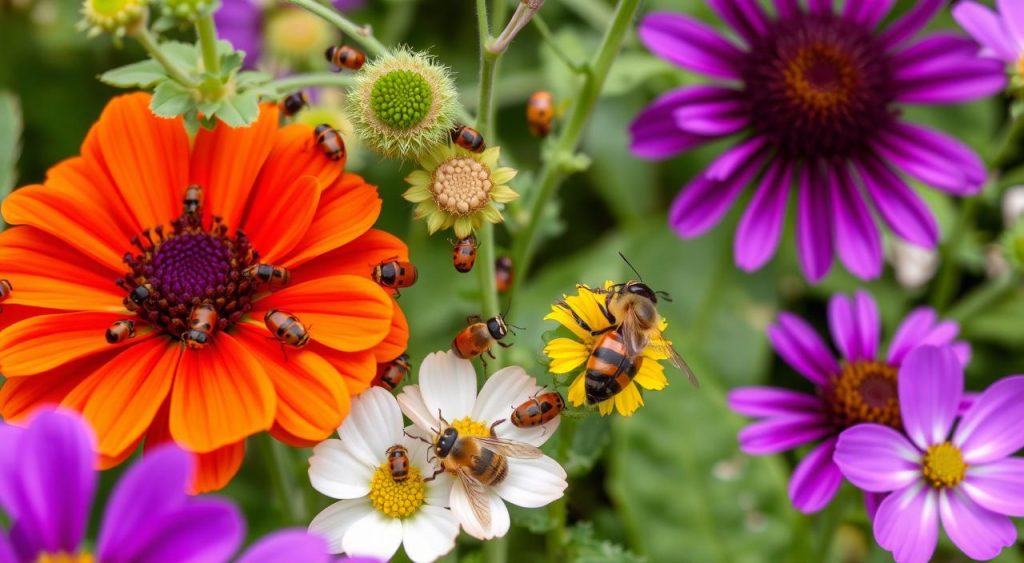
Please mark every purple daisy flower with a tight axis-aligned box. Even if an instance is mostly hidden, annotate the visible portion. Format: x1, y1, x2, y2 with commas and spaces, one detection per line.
0, 409, 329, 563
834, 346, 1024, 563
630, 0, 1007, 282
954, 0, 1024, 68
728, 290, 970, 513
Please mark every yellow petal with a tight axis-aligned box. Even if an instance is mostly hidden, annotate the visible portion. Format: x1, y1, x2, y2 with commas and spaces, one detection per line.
480, 146, 500, 168
544, 338, 590, 374
402, 184, 433, 203
598, 398, 614, 416
614, 383, 643, 417
634, 359, 668, 391
421, 143, 453, 170
567, 373, 587, 407
544, 304, 592, 340
426, 208, 448, 233
479, 204, 503, 224
453, 216, 473, 238
491, 167, 517, 185
563, 287, 613, 335
404, 169, 432, 187
490, 185, 519, 204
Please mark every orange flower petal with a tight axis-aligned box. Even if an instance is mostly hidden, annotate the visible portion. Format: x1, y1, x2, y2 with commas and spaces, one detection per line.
169, 332, 275, 452
190, 441, 246, 494
0, 227, 124, 312
270, 424, 320, 448
290, 229, 409, 283
0, 305, 61, 332
252, 275, 393, 352
311, 344, 377, 396
3, 157, 139, 272
246, 123, 345, 210
0, 351, 115, 421
98, 439, 141, 470
370, 301, 409, 364
236, 323, 350, 443
89, 93, 188, 228
62, 338, 178, 457
0, 312, 155, 376
190, 104, 279, 229
281, 174, 381, 269
242, 175, 320, 264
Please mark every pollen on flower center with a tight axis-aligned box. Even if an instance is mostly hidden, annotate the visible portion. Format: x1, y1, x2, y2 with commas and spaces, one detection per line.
824, 361, 900, 429
36, 552, 94, 563
922, 442, 967, 488
431, 157, 493, 215
82, 0, 146, 32
371, 70, 433, 130
368, 461, 426, 519
451, 416, 491, 438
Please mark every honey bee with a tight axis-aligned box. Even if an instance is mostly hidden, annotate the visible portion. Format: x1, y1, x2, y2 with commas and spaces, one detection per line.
0, 279, 11, 312
527, 91, 554, 137
450, 125, 486, 153
314, 124, 346, 161
281, 91, 308, 117
429, 422, 543, 530
583, 330, 644, 404
510, 391, 564, 427
124, 284, 151, 311
495, 256, 513, 293
183, 303, 218, 349
183, 184, 203, 216
372, 258, 418, 297
265, 309, 311, 349
244, 263, 290, 290
452, 314, 516, 365
373, 353, 411, 391
105, 320, 136, 344
386, 445, 410, 482
325, 45, 366, 70
451, 234, 478, 273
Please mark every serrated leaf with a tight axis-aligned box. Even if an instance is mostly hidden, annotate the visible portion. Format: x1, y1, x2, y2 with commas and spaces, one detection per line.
220, 51, 244, 78
161, 41, 199, 69
213, 92, 259, 127
0, 92, 22, 203
569, 522, 645, 563
150, 80, 194, 118
99, 59, 168, 88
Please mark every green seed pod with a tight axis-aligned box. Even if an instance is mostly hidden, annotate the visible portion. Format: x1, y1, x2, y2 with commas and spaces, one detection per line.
80, 0, 148, 37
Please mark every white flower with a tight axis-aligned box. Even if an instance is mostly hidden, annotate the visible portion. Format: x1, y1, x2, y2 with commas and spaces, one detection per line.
308, 387, 459, 563
887, 238, 938, 289
397, 350, 568, 540
1003, 185, 1024, 227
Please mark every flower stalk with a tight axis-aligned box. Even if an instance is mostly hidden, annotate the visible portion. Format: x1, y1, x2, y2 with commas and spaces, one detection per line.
266, 72, 356, 94
288, 0, 387, 58
490, 0, 546, 54
132, 27, 198, 88
196, 14, 221, 76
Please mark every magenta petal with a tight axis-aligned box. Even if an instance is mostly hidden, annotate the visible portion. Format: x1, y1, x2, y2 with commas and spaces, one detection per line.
237, 530, 331, 563
736, 414, 831, 455
939, 489, 1016, 561
674, 98, 749, 136
830, 165, 882, 279
893, 52, 1006, 104
834, 424, 921, 493
880, 0, 943, 48
708, 0, 767, 43
953, 376, 1024, 464
130, 499, 244, 563
873, 483, 939, 563
706, 136, 766, 180
827, 291, 880, 362
768, 313, 839, 385
952, 2, 1019, 62
629, 87, 721, 159
788, 438, 842, 514
727, 387, 823, 418
886, 307, 937, 364
0, 531, 14, 563
843, 0, 895, 28
855, 157, 938, 247
638, 12, 745, 79
771, 0, 799, 19
796, 163, 834, 282
864, 492, 887, 521
735, 160, 792, 271
900, 346, 962, 450
670, 149, 763, 237
962, 458, 1024, 517
97, 445, 193, 561
807, 0, 831, 15
875, 123, 986, 196
998, 0, 1024, 48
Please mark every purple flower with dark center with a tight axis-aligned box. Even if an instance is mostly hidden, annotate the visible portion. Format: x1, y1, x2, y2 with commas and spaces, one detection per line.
834, 346, 1024, 563
630, 0, 1006, 282
954, 0, 1024, 69
728, 290, 969, 513
0, 409, 330, 563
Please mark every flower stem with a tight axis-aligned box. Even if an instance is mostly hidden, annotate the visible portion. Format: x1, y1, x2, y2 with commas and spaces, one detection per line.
545, 415, 576, 559
288, 0, 387, 58
946, 272, 1018, 323
508, 0, 641, 304
267, 72, 357, 94
132, 28, 198, 89
257, 434, 307, 525
931, 195, 981, 311
195, 15, 222, 76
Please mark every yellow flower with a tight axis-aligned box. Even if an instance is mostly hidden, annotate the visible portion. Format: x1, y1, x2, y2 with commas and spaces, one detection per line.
403, 144, 518, 238
543, 282, 670, 417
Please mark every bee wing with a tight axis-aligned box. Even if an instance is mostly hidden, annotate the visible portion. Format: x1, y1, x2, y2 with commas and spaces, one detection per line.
647, 334, 700, 388
619, 309, 652, 359
474, 437, 544, 459
456, 467, 492, 530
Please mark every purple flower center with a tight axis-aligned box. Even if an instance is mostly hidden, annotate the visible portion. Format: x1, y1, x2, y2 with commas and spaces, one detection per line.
119, 211, 259, 338
823, 360, 900, 429
742, 13, 894, 159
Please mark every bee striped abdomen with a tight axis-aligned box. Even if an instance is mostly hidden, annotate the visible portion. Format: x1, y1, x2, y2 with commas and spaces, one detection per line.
584, 331, 643, 404
473, 448, 509, 485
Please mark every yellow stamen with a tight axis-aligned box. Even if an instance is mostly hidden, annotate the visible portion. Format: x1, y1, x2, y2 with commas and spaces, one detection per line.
37, 553, 93, 563
783, 44, 858, 115
922, 443, 967, 488
451, 416, 490, 438
368, 461, 426, 519
825, 361, 900, 429
432, 157, 493, 216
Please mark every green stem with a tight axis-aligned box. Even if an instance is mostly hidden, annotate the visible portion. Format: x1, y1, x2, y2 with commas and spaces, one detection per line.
267, 72, 357, 94
290, 0, 387, 57
931, 196, 980, 311
196, 15, 221, 76
482, 536, 509, 563
475, 223, 503, 371
992, 114, 1024, 169
946, 272, 1018, 323
508, 0, 641, 304
532, 14, 582, 73
545, 416, 576, 559
132, 28, 198, 89
258, 435, 306, 524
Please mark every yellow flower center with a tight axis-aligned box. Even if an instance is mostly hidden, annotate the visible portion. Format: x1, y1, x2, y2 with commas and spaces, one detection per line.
37, 553, 93, 563
922, 442, 967, 488
265, 8, 333, 60
82, 0, 145, 32
783, 43, 858, 113
431, 157, 492, 215
451, 416, 491, 438
824, 361, 900, 430
1017, 54, 1024, 83
368, 461, 426, 519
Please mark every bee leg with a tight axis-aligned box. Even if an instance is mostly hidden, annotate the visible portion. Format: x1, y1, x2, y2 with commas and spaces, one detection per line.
590, 325, 615, 337
423, 467, 445, 482
486, 348, 497, 359
404, 430, 432, 445
393, 288, 401, 299
479, 354, 489, 369
597, 298, 616, 325
280, 342, 290, 362
558, 300, 595, 333
496, 340, 513, 348
437, 409, 449, 426
489, 419, 506, 436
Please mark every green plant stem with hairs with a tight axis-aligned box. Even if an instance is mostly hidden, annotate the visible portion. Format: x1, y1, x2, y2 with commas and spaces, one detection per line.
288, 0, 387, 58
133, 28, 198, 89
267, 72, 357, 94
196, 15, 221, 76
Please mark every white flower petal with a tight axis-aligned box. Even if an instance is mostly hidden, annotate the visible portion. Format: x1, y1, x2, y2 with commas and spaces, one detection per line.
472, 365, 540, 424
402, 505, 460, 563
308, 498, 375, 554
450, 481, 510, 540
420, 351, 477, 422
308, 439, 373, 499
494, 456, 568, 508
339, 388, 405, 466
424, 472, 455, 508
341, 510, 404, 560
398, 385, 439, 433
496, 415, 560, 447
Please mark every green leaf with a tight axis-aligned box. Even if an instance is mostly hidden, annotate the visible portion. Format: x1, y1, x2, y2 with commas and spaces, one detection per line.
150, 80, 194, 118
0, 92, 22, 203
568, 522, 645, 563
161, 41, 199, 69
99, 59, 168, 88
219, 51, 244, 78
213, 92, 259, 127
508, 503, 556, 533
602, 53, 674, 97
235, 70, 273, 88
565, 414, 610, 477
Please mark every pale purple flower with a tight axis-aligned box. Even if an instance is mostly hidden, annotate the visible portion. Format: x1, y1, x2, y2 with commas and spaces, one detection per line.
728, 290, 969, 513
630, 0, 1006, 282
954, 0, 1024, 67
834, 346, 1024, 563
0, 409, 329, 563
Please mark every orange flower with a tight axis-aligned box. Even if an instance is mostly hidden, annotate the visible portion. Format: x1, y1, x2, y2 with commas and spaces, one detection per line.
0, 93, 409, 493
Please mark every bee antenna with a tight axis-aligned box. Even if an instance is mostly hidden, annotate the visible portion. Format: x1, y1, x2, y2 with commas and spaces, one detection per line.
656, 290, 673, 302
508, 323, 526, 331
618, 251, 645, 282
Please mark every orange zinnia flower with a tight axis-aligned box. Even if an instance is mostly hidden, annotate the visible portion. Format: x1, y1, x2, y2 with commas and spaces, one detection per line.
0, 93, 409, 492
